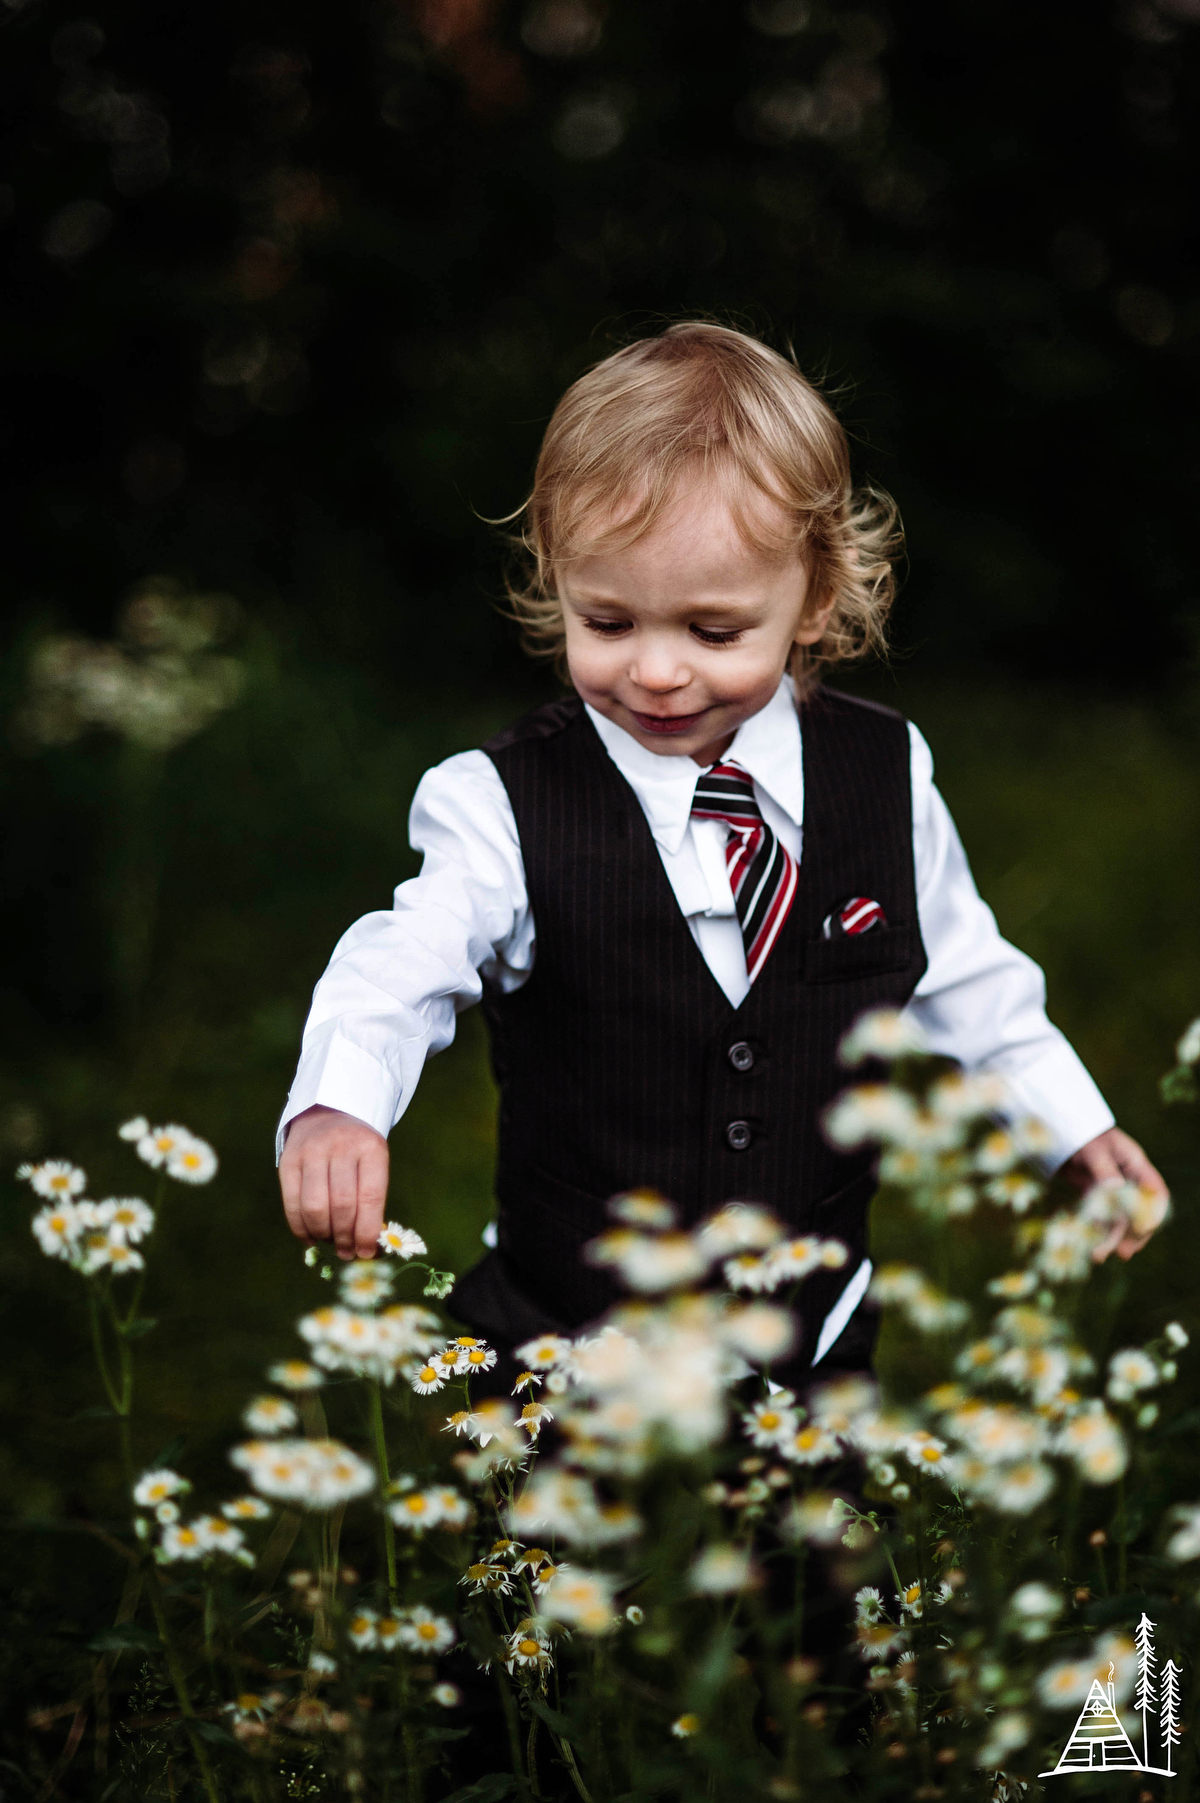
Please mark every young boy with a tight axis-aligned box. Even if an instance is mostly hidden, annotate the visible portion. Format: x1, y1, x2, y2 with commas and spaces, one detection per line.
278, 322, 1164, 1375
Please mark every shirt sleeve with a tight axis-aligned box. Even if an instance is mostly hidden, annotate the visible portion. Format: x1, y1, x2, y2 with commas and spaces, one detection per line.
276, 750, 533, 1157
904, 722, 1115, 1170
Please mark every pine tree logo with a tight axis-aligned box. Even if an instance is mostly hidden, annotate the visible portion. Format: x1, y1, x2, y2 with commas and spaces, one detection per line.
1040, 1615, 1181, 1778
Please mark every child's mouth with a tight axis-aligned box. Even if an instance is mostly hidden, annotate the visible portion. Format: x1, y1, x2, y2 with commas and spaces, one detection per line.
630, 708, 707, 736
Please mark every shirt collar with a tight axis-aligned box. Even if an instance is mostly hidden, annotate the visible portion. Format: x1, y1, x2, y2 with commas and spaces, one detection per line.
584, 677, 804, 856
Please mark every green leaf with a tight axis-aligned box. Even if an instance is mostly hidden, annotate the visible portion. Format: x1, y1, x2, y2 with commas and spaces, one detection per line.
88, 1623, 162, 1653
123, 1317, 158, 1339
194, 1720, 237, 1747
438, 1777, 515, 1803
149, 1431, 188, 1469
1161, 1066, 1197, 1105
527, 1691, 576, 1739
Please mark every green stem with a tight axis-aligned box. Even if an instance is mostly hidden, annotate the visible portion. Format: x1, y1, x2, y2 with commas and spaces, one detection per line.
369, 1381, 399, 1603
493, 1662, 530, 1801
88, 1288, 124, 1415
143, 1563, 223, 1803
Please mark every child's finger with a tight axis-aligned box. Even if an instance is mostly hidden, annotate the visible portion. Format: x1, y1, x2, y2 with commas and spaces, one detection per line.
298, 1155, 334, 1246
279, 1152, 310, 1243
328, 1153, 360, 1260
354, 1143, 390, 1259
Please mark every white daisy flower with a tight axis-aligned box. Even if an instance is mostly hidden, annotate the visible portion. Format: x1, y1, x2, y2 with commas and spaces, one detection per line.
587, 1229, 707, 1294
388, 1488, 444, 1533
784, 1425, 842, 1466
31, 1202, 84, 1260
242, 1395, 298, 1435
511, 1369, 542, 1394
431, 1682, 461, 1706
505, 1622, 553, 1670
461, 1559, 515, 1597
221, 1496, 271, 1521
429, 1486, 471, 1528
1106, 1348, 1160, 1402
1166, 1321, 1189, 1349
974, 1130, 1019, 1175
743, 1395, 799, 1450
398, 1606, 456, 1654
268, 1359, 323, 1391
461, 1343, 498, 1375
784, 1492, 846, 1547
688, 1544, 756, 1595
410, 1363, 446, 1395
1055, 1404, 1127, 1483
1007, 1581, 1061, 1620
978, 1712, 1030, 1767
155, 1501, 180, 1524
23, 1160, 87, 1200
698, 1203, 784, 1256
720, 1301, 796, 1364
838, 1008, 927, 1067
348, 1607, 379, 1650
518, 1401, 553, 1439
133, 1468, 188, 1508
104, 1238, 144, 1277
339, 1261, 395, 1309
854, 1586, 885, 1623
193, 1515, 245, 1555
985, 1173, 1042, 1214
137, 1125, 193, 1169
823, 1084, 918, 1150
166, 1136, 218, 1185
855, 1619, 906, 1660
1165, 1503, 1200, 1562
896, 1580, 923, 1618
230, 1436, 375, 1510
722, 1253, 779, 1293
987, 1269, 1037, 1299
442, 1410, 479, 1437
608, 1191, 677, 1230
376, 1614, 404, 1651
671, 1713, 699, 1739
513, 1333, 573, 1370
377, 1222, 427, 1259
537, 1567, 616, 1634
92, 1197, 155, 1244
158, 1521, 205, 1562
118, 1116, 150, 1141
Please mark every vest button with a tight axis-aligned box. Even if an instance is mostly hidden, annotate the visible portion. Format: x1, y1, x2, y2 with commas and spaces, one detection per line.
725, 1119, 753, 1152
728, 1041, 754, 1073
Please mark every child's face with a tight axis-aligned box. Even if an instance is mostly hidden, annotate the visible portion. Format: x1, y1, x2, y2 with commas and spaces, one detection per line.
559, 479, 829, 767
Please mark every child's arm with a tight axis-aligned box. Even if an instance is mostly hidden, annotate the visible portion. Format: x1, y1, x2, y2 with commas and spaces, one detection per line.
905, 724, 1168, 1255
276, 751, 531, 1259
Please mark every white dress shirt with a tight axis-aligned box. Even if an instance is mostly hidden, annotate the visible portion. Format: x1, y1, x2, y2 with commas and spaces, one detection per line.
278, 679, 1114, 1173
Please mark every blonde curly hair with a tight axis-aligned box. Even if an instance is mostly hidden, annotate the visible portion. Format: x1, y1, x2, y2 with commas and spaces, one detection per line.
502, 321, 901, 685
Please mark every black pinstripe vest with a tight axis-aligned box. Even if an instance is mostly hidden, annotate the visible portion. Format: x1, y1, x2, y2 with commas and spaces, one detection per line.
448, 685, 927, 1368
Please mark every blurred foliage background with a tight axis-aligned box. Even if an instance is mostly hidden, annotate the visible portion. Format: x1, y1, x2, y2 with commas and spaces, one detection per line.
2, 0, 1200, 1746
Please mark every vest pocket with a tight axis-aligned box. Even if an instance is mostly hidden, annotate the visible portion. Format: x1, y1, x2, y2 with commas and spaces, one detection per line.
803, 923, 912, 984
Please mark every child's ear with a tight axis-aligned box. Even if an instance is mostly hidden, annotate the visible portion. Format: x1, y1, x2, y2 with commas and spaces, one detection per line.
793, 590, 836, 649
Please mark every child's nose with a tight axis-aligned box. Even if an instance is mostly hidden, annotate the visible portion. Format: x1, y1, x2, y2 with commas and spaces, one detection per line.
630, 640, 690, 692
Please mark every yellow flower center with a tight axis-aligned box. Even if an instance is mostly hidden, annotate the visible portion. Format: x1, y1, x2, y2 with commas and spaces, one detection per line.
518, 1639, 540, 1657
759, 1412, 780, 1430
416, 1623, 437, 1641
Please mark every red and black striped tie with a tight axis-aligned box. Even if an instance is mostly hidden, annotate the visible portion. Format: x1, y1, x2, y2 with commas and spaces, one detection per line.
691, 760, 798, 984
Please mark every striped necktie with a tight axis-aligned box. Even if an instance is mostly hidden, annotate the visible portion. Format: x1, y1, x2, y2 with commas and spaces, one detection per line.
691, 760, 798, 984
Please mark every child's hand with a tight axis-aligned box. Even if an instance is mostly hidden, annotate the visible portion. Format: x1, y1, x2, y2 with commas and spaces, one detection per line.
1061, 1126, 1169, 1263
279, 1105, 389, 1261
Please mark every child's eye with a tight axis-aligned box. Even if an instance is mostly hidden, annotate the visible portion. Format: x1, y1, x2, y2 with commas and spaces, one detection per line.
690, 625, 743, 646
583, 617, 632, 637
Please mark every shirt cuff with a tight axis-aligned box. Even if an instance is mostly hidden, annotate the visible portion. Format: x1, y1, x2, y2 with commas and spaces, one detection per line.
275, 1034, 402, 1161
992, 1037, 1116, 1173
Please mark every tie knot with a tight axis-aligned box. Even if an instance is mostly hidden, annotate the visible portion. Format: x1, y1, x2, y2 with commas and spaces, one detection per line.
691, 760, 761, 826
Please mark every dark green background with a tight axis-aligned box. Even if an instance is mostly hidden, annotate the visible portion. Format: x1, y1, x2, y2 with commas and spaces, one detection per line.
2, 0, 1199, 1750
